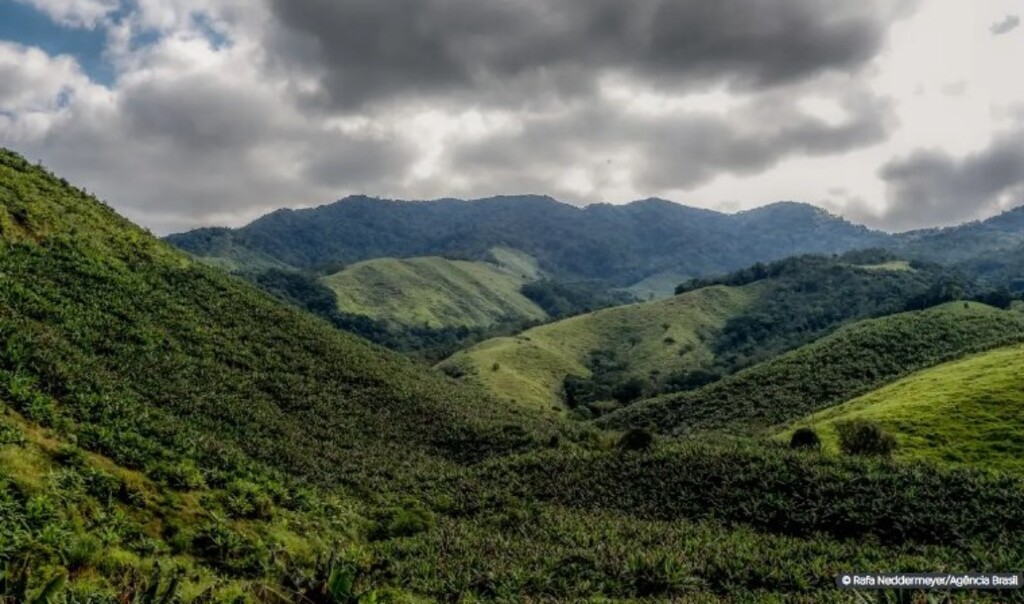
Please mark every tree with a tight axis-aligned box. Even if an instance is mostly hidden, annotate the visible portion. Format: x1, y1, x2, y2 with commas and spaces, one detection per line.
789, 427, 822, 451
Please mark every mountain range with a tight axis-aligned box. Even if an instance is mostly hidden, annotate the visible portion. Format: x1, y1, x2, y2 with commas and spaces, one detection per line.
167, 195, 893, 287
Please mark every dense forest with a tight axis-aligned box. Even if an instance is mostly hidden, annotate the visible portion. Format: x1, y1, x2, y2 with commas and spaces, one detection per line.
166, 196, 891, 286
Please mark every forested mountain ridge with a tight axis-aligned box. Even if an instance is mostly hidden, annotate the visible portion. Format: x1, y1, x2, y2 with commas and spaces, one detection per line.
167, 195, 892, 286
895, 205, 1024, 265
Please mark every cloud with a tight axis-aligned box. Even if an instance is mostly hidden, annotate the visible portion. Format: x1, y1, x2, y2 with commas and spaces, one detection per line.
13, 0, 120, 28
430, 78, 894, 201
0, 25, 415, 234
0, 0, 919, 233
991, 15, 1020, 36
871, 123, 1024, 230
267, 0, 915, 111
0, 42, 89, 112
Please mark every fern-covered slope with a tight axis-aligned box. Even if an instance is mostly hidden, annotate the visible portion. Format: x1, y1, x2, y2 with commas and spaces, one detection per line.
0, 149, 558, 494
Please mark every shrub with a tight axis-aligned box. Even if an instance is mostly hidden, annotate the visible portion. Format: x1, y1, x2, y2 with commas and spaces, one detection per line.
371, 501, 436, 540
150, 460, 206, 490
62, 535, 101, 572
222, 480, 275, 520
53, 444, 86, 468
617, 428, 654, 452
612, 378, 646, 405
789, 428, 821, 451
835, 419, 897, 457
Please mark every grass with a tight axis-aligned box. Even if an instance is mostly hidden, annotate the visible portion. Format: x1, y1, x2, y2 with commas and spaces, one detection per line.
787, 343, 1024, 472
320, 252, 547, 329
488, 245, 543, 280
622, 270, 691, 300
439, 284, 760, 411
601, 302, 1024, 434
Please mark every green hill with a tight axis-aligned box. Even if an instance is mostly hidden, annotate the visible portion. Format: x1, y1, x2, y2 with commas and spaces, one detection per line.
439, 284, 761, 411
600, 302, 1024, 435
9, 148, 1024, 601
786, 343, 1024, 472
0, 148, 563, 596
320, 250, 547, 329
445, 253, 982, 415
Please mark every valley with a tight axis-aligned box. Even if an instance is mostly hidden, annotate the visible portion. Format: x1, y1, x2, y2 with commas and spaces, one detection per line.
4, 147, 1024, 601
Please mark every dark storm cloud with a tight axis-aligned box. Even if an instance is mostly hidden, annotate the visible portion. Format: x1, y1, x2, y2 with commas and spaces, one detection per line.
267, 0, 915, 110
874, 124, 1024, 230
991, 15, 1020, 36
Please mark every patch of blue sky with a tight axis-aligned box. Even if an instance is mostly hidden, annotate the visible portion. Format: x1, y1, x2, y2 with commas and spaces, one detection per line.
0, 1, 115, 85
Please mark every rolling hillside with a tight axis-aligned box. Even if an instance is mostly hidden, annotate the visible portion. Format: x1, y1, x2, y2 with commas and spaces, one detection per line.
0, 148, 566, 596
8, 148, 1024, 601
600, 302, 1024, 435
439, 284, 761, 411
167, 196, 891, 286
787, 342, 1024, 472
320, 249, 546, 329
446, 253, 980, 414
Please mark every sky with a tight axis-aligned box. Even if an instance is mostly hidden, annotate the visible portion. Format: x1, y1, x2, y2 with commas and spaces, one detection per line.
0, 0, 1022, 235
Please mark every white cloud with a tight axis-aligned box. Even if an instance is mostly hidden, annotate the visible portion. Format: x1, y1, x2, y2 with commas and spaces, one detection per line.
14, 0, 120, 28
1, 0, 1022, 233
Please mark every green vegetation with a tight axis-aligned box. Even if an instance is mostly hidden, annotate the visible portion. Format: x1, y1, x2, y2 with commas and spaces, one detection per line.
601, 302, 1024, 434
248, 267, 538, 362
8, 148, 1024, 602
790, 343, 1024, 472
0, 148, 559, 597
0, 405, 365, 600
519, 278, 636, 320
622, 270, 691, 300
897, 205, 1024, 266
675, 251, 988, 371
167, 196, 891, 286
439, 284, 759, 411
448, 252, 996, 416
320, 253, 547, 329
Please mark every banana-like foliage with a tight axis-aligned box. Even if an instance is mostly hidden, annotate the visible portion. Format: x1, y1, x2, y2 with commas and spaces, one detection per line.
0, 565, 65, 604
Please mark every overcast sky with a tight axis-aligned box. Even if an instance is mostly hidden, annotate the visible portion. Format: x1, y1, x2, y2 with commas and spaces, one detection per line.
1, 0, 1022, 234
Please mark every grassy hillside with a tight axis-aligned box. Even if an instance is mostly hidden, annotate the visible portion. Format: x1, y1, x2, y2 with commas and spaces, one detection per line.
601, 302, 1024, 435
447, 253, 982, 415
320, 250, 547, 329
9, 148, 1024, 601
788, 343, 1024, 472
439, 284, 760, 411
623, 270, 691, 300
0, 148, 565, 596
